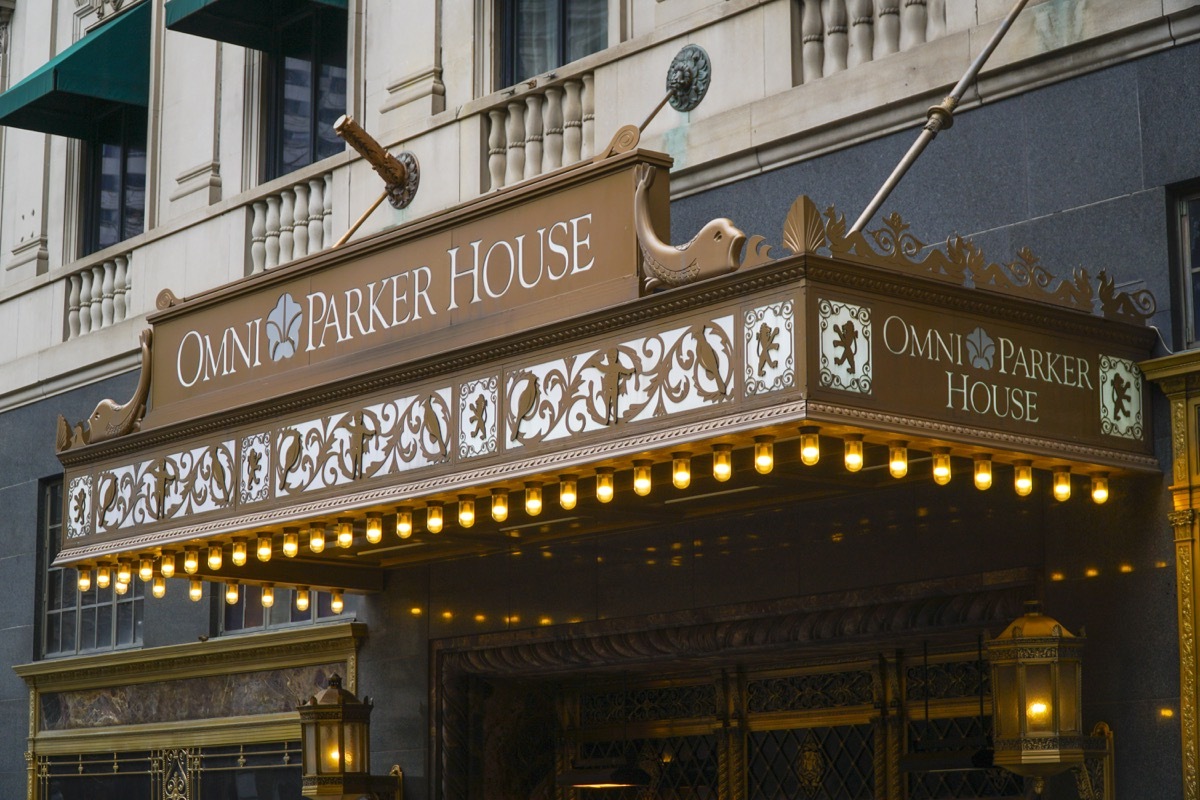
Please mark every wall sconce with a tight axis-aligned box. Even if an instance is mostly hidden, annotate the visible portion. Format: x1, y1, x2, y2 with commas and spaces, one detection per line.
458, 496, 475, 528
77, 568, 92, 593
931, 448, 951, 485
1091, 473, 1109, 505
974, 454, 993, 491
296, 587, 311, 612
337, 519, 354, 549
559, 476, 578, 510
596, 468, 615, 503
297, 674, 401, 799
525, 482, 543, 515
139, 556, 154, 582
261, 584, 275, 608
231, 538, 248, 566
1053, 468, 1071, 502
490, 491, 509, 522
426, 502, 444, 534
365, 513, 383, 544
1014, 461, 1033, 497
309, 527, 327, 553
225, 581, 239, 605
843, 435, 863, 473
633, 461, 653, 496
711, 444, 732, 481
396, 508, 413, 538
189, 579, 203, 602
754, 436, 775, 474
96, 564, 112, 589
160, 552, 176, 578
671, 453, 691, 489
257, 534, 274, 562
183, 549, 199, 574
889, 441, 908, 478
987, 602, 1086, 795
152, 576, 166, 599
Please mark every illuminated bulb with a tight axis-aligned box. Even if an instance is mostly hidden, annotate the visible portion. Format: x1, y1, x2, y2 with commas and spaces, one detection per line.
559, 475, 578, 510
117, 560, 132, 585
1053, 468, 1071, 501
365, 513, 383, 543
843, 435, 863, 473
973, 454, 993, 490
295, 587, 311, 612
633, 461, 653, 496
754, 436, 775, 474
139, 557, 154, 582
336, 519, 354, 548
889, 441, 908, 478
1027, 700, 1050, 722
1014, 461, 1033, 496
256, 535, 272, 562
261, 584, 275, 608
77, 568, 92, 593
282, 530, 299, 557
309, 526, 326, 553
152, 576, 166, 599
932, 448, 951, 485
426, 502, 444, 533
160, 552, 176, 578
671, 453, 691, 489
1091, 473, 1109, 505
188, 579, 202, 602
205, 544, 222, 571
458, 496, 475, 528
331, 591, 344, 614
114, 580, 129, 596
595, 468, 615, 503
231, 539, 247, 566
96, 565, 111, 589
490, 491, 508, 522
396, 507, 413, 538
525, 482, 543, 515
225, 581, 239, 605
800, 426, 820, 466
183, 548, 199, 574
712, 444, 732, 482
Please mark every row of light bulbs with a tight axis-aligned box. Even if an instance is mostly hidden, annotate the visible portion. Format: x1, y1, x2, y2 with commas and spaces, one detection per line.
74, 426, 1111, 601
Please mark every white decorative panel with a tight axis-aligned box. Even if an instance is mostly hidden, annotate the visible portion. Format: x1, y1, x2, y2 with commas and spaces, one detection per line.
744, 300, 795, 396
459, 377, 499, 458
1099, 355, 1143, 440
818, 298, 872, 394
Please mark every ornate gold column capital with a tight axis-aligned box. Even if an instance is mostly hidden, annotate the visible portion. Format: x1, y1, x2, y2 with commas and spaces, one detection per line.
1173, 509, 1198, 541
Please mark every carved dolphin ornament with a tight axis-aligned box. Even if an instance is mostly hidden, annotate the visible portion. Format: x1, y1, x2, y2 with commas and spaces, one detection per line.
56, 329, 153, 452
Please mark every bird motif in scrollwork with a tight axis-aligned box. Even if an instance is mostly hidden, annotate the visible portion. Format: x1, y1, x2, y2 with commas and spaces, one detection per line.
511, 374, 541, 442
423, 394, 448, 458
695, 327, 729, 397
634, 164, 746, 290
278, 428, 301, 491
98, 475, 118, 526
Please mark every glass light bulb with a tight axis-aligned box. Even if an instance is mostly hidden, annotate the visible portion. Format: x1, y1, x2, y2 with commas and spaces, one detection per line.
932, 449, 951, 485
974, 455, 993, 490
309, 527, 326, 553
139, 558, 154, 582
559, 476, 578, 510
633, 461, 652, 496
1014, 461, 1033, 496
712, 445, 732, 482
490, 491, 508, 522
188, 579, 202, 602
1092, 473, 1109, 505
295, 587, 311, 612
152, 576, 166, 599
282, 531, 299, 557
257, 535, 273, 562
336, 519, 354, 548
889, 441, 908, 478
426, 502, 444, 533
1027, 700, 1050, 722
525, 482, 543, 515
396, 508, 413, 538
672, 453, 691, 489
843, 435, 863, 473
160, 552, 176, 578
231, 539, 247, 566
114, 580, 129, 596
225, 581, 239, 605
754, 437, 775, 474
183, 549, 199, 574
77, 568, 92, 593
365, 514, 383, 543
458, 496, 475, 528
261, 584, 275, 608
800, 427, 820, 466
596, 468, 614, 503
207, 544, 223, 570
117, 560, 132, 585
331, 591, 344, 614
1053, 468, 1071, 502
96, 566, 111, 589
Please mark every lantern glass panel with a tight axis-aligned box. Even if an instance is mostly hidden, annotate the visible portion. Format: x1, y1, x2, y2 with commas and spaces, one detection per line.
1059, 662, 1080, 733
1024, 663, 1055, 734
993, 663, 1019, 737
318, 721, 342, 774
346, 721, 370, 773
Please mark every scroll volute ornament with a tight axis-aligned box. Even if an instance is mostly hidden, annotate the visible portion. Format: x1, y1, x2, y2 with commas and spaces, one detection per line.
56, 329, 153, 452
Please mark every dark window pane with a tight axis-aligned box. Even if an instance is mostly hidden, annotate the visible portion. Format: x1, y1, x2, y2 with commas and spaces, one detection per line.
96, 604, 112, 646
47, 570, 62, 611
80, 606, 97, 652
116, 601, 133, 645
565, 0, 606, 63
514, 0, 559, 84
46, 613, 62, 655
123, 144, 146, 241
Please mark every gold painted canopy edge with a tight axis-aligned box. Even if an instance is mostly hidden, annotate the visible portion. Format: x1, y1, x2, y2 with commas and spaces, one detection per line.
28, 713, 300, 756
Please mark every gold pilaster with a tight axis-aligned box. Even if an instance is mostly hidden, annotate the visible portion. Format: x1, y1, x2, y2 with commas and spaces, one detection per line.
1173, 508, 1199, 800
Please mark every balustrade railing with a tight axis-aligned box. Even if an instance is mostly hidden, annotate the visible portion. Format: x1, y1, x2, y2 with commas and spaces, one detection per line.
484, 73, 594, 191
65, 251, 133, 341
798, 0, 947, 82
249, 172, 334, 274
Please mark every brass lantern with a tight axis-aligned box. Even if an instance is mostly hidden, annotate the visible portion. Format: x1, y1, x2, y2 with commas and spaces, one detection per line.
298, 674, 374, 798
987, 602, 1085, 794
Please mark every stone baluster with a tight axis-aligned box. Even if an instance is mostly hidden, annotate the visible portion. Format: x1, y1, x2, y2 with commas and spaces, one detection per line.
877, 0, 900, 56
113, 254, 128, 323
802, 0, 824, 82
581, 74, 594, 161
543, 86, 564, 170
848, 0, 874, 67
505, 100, 526, 187
926, 0, 945, 39
524, 94, 543, 180
487, 109, 507, 190
278, 190, 295, 264
78, 269, 93, 336
265, 195, 281, 269
900, 0, 926, 50
293, 182, 309, 257
250, 201, 267, 274
90, 265, 104, 333
825, 0, 849, 75
67, 274, 82, 340
100, 260, 115, 329
308, 178, 325, 253
323, 173, 333, 247
563, 80, 583, 164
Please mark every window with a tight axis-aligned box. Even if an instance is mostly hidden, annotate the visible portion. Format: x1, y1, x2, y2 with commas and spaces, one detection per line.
264, 4, 347, 180
223, 585, 353, 634
1179, 193, 1200, 347
499, 0, 607, 88
40, 479, 143, 657
81, 105, 147, 256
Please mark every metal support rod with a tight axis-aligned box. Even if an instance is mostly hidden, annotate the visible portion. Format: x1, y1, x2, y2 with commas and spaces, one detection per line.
849, 0, 1031, 234
638, 90, 673, 133
333, 189, 389, 249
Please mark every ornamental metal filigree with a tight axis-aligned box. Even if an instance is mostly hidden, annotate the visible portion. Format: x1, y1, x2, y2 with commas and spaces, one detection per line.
745, 300, 795, 395
240, 432, 271, 504
459, 376, 498, 458
818, 299, 872, 394
580, 684, 717, 726
797, 735, 825, 798
904, 660, 988, 701
66, 475, 93, 538
1099, 354, 1144, 440
93, 442, 236, 533
746, 670, 875, 713
667, 44, 711, 112
161, 748, 193, 800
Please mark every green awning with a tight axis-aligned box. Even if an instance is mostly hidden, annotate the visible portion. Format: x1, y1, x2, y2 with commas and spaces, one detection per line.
0, 2, 150, 139
165, 0, 347, 51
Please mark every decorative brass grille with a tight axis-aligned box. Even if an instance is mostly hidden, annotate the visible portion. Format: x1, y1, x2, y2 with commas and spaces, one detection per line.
581, 684, 719, 726
745, 670, 875, 712
747, 725, 875, 800
906, 717, 1023, 799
